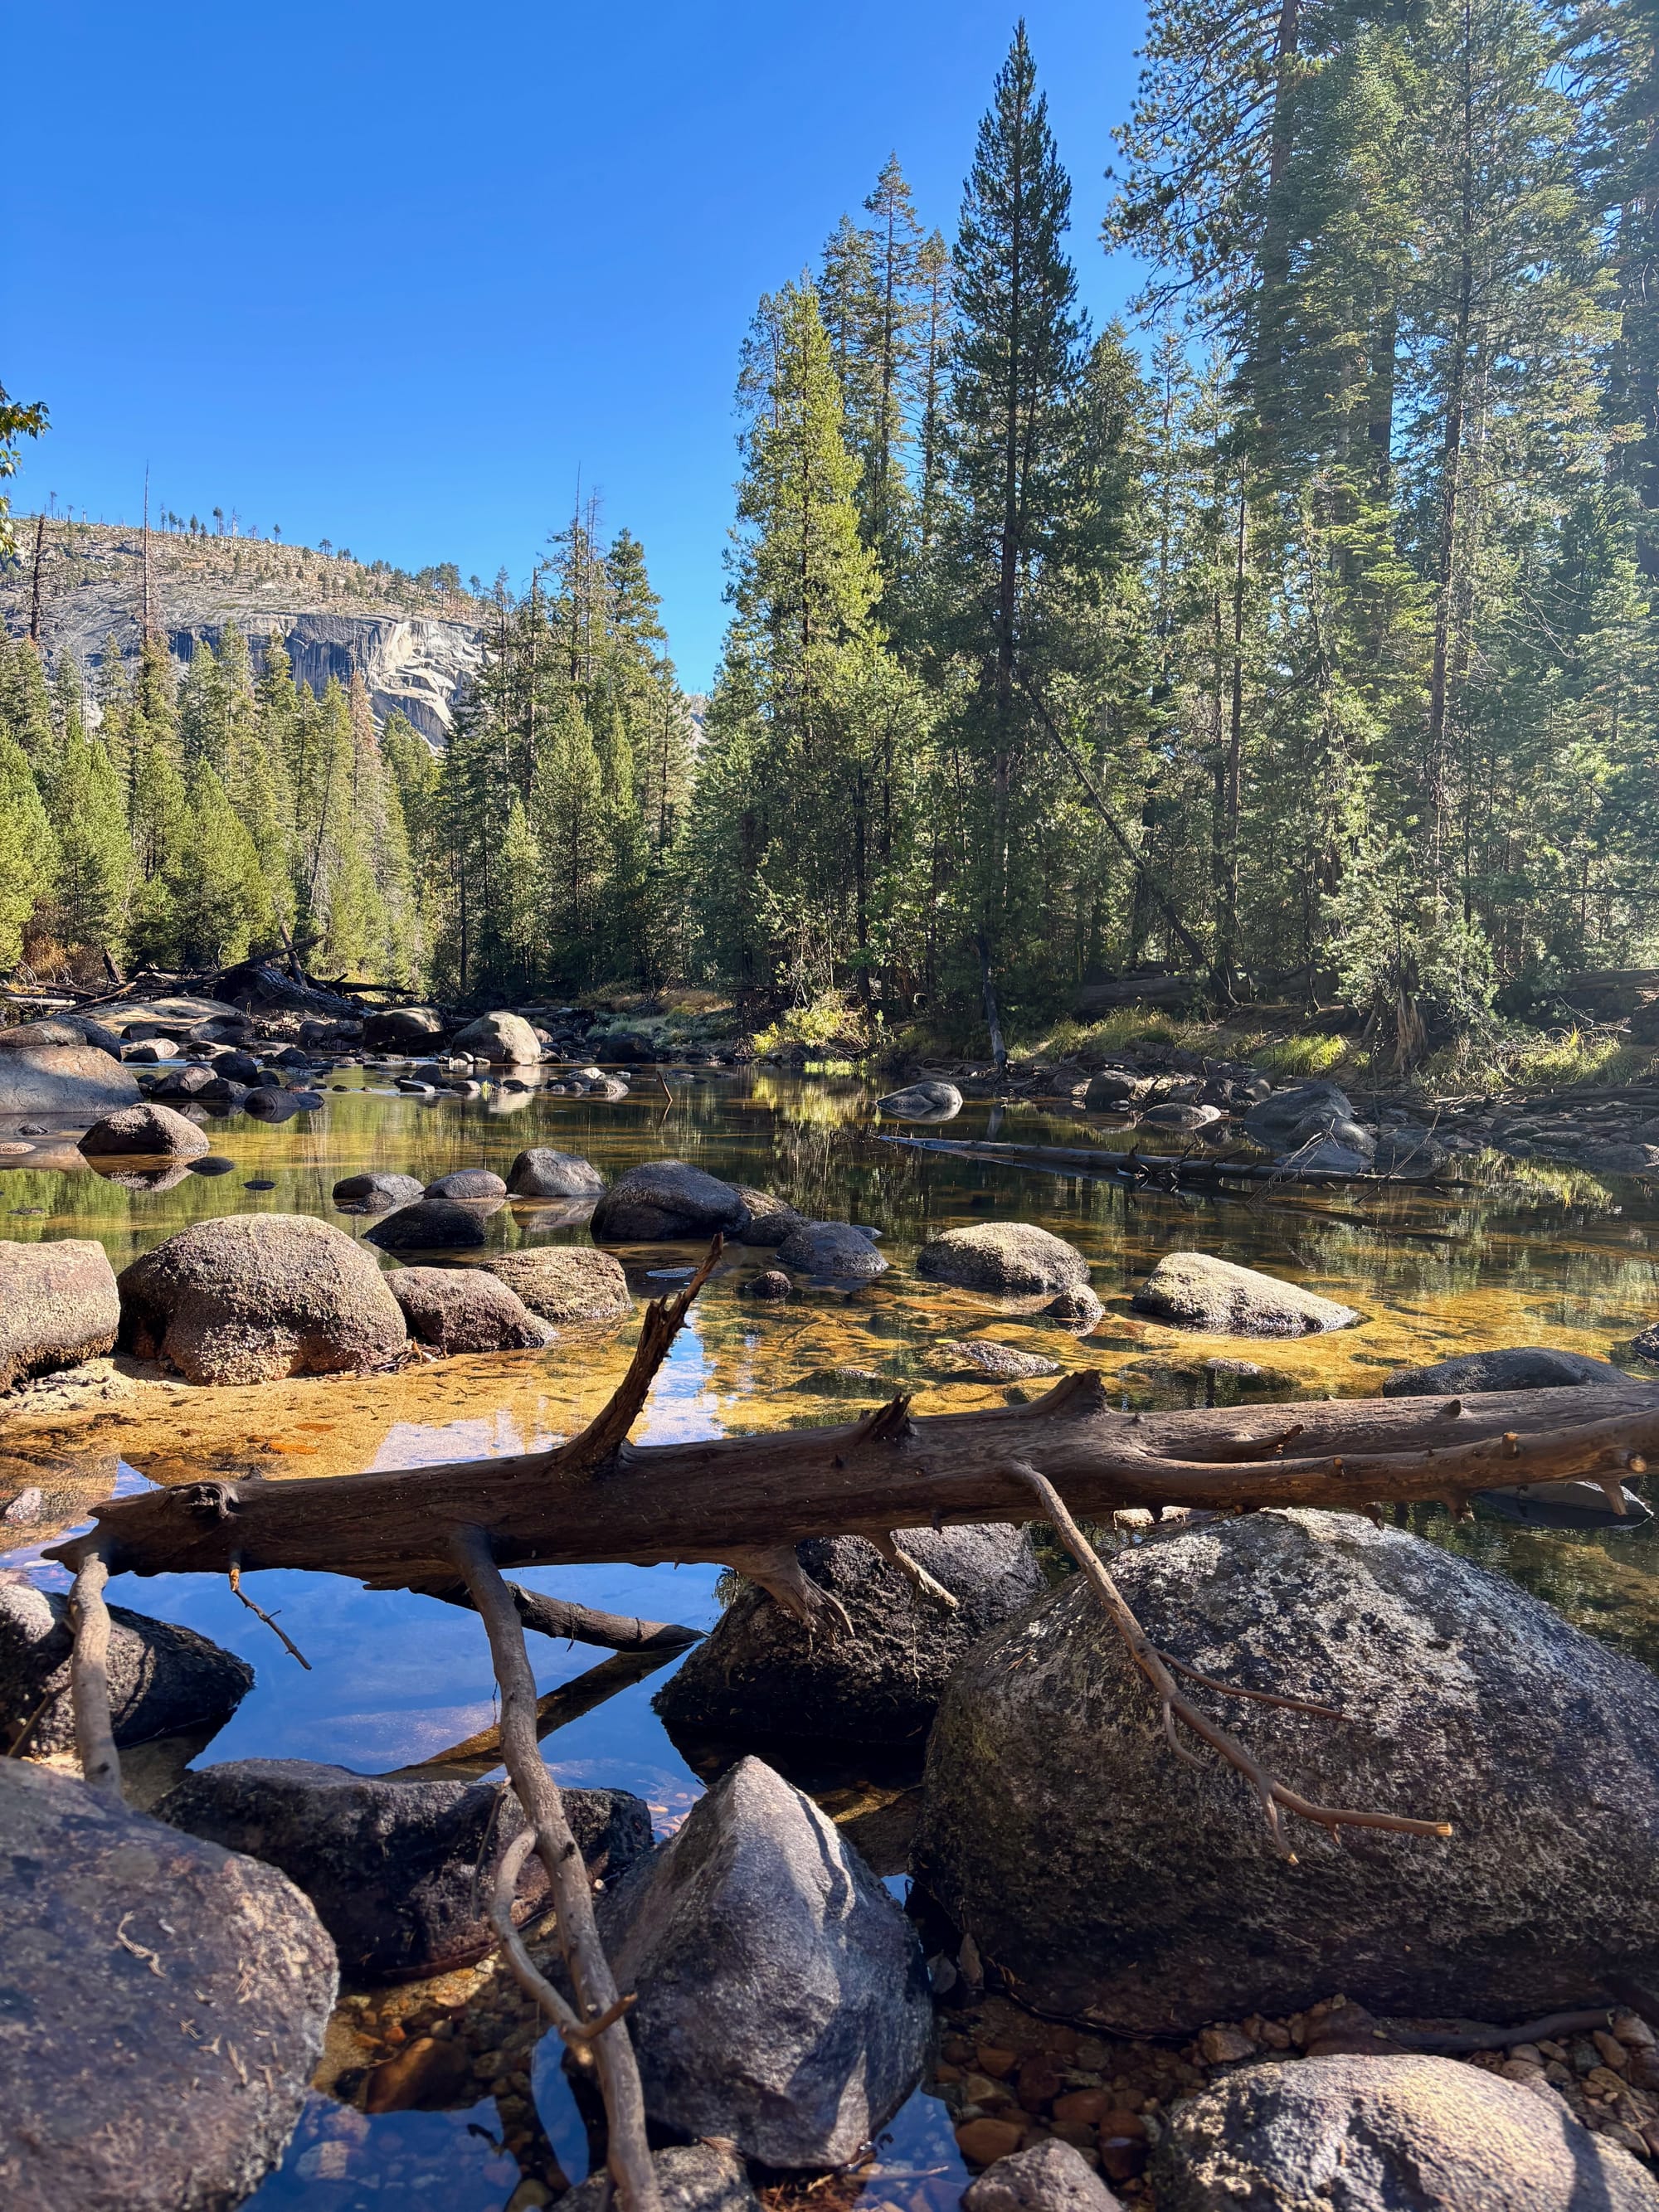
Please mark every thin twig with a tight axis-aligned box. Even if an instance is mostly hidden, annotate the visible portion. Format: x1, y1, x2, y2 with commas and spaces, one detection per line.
1005, 1459, 1452, 1863
228, 1563, 313, 1670
69, 1547, 122, 1802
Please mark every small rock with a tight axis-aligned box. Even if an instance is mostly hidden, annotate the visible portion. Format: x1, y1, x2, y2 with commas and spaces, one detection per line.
78, 1101, 212, 1160
484, 1247, 632, 1323
742, 1269, 791, 1300
424, 1169, 508, 1202
956, 2117, 1029, 2166
386, 1268, 555, 1353
554, 2143, 761, 2211
1083, 1070, 1141, 1110
505, 1148, 606, 1200
364, 1199, 490, 1252
333, 1170, 426, 1214
963, 2137, 1124, 2210
1045, 1284, 1106, 1326
1131, 1252, 1359, 1336
775, 1220, 888, 1277
1197, 2024, 1257, 2064
877, 1080, 964, 1121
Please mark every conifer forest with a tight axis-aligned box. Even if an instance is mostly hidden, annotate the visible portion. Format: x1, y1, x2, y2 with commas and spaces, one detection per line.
3, 3, 1656, 1066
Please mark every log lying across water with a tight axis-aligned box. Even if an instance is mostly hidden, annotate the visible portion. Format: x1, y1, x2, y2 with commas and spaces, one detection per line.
873, 1133, 1467, 1190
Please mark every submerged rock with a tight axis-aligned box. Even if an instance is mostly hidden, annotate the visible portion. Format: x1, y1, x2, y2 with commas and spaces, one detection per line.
913, 1508, 1659, 2033
332, 1169, 425, 1213
775, 1219, 888, 1277
484, 1246, 632, 1322
450, 1010, 542, 1062
156, 1760, 650, 1981
877, 1079, 964, 1121
1131, 1252, 1359, 1336
916, 1221, 1093, 1299
591, 1159, 751, 1242
1382, 1346, 1629, 1395
917, 1339, 1061, 1383
363, 1198, 490, 1252
742, 1267, 792, 1300
1152, 2053, 1659, 2212
1, 1582, 253, 1755
556, 2143, 761, 2211
119, 1213, 409, 1383
598, 1755, 932, 2166
0, 1043, 140, 1121
0, 1238, 121, 1393
506, 1146, 606, 1199
79, 1100, 212, 1160
656, 1526, 1045, 1746
386, 1267, 555, 1353
964, 2139, 1126, 2211
0, 1758, 336, 2212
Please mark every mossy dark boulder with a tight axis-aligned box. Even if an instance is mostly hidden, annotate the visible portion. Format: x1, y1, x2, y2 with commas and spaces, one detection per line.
0, 1583, 253, 1755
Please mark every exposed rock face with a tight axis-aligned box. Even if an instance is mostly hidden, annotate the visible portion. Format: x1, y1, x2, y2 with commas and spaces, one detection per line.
363, 1198, 489, 1252
483, 1247, 632, 1322
332, 1169, 425, 1213
386, 1266, 554, 1353
156, 1760, 650, 1981
507, 1147, 606, 1199
591, 1159, 751, 1242
0, 1758, 336, 2212
1151, 2054, 1659, 2212
557, 2144, 761, 2211
167, 615, 484, 746
0, 1044, 140, 1121
598, 1756, 932, 2166
917, 1339, 1060, 1382
119, 1213, 409, 1383
1131, 1252, 1360, 1336
877, 1080, 964, 1121
917, 1222, 1092, 1298
913, 1509, 1659, 2033
656, 1526, 1045, 1746
1383, 1346, 1628, 1395
450, 1011, 542, 1062
774, 1220, 888, 1277
79, 1101, 212, 1159
423, 1168, 507, 1201
0, 1238, 121, 1393
362, 1005, 446, 1050
0, 1583, 253, 1755
732, 1186, 808, 1245
964, 2139, 1125, 2212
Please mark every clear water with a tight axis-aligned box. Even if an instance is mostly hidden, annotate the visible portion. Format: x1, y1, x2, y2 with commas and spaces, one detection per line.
4, 1071, 1658, 2208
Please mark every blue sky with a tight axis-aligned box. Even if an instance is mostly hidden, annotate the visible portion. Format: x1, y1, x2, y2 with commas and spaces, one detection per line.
5, 1, 1147, 691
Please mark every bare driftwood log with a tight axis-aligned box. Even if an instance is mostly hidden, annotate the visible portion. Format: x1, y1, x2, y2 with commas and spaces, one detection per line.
427, 1579, 700, 1654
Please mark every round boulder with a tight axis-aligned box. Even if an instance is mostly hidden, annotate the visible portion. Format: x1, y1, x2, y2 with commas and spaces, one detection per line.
484, 1247, 632, 1323
1152, 2053, 1659, 2212
118, 1213, 409, 1383
775, 1220, 888, 1278
1083, 1070, 1141, 1111
913, 1508, 1659, 2034
0, 1239, 120, 1394
362, 1004, 446, 1050
449, 1010, 542, 1063
877, 1080, 964, 1121
79, 1101, 211, 1161
332, 1170, 425, 1214
742, 1268, 792, 1301
656, 1526, 1045, 1746
732, 1186, 808, 1246
386, 1267, 555, 1353
1131, 1252, 1359, 1336
916, 1222, 1092, 1299
591, 1159, 751, 1242
0, 1758, 336, 2212
423, 1168, 507, 1202
1, 1583, 253, 1756
363, 1199, 489, 1252
506, 1147, 606, 1200
0, 1013, 124, 1060
964, 2139, 1125, 2212
1383, 1347, 1630, 1396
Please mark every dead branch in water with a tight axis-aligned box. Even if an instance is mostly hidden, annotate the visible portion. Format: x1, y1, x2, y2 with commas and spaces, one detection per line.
427, 1579, 701, 1655
229, 1562, 312, 1670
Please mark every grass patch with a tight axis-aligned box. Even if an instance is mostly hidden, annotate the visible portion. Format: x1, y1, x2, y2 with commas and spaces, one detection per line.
752, 992, 870, 1056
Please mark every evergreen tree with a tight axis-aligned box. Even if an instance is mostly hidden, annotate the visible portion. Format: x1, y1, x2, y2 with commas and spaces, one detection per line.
49, 730, 129, 960
0, 732, 56, 965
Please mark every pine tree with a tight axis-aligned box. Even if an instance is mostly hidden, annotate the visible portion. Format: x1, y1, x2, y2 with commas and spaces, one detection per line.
49, 730, 129, 960
0, 732, 56, 965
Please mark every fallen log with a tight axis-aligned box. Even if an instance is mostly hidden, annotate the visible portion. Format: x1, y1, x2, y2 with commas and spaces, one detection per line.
874, 1133, 1467, 1191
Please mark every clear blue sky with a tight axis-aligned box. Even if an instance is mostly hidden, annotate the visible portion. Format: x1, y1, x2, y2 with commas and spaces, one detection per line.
5, 0, 1147, 691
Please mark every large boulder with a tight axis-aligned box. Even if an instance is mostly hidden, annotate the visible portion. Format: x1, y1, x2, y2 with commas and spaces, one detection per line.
591, 1159, 751, 1242
0, 1043, 139, 1121
913, 1508, 1659, 2034
1131, 1252, 1360, 1336
506, 1147, 606, 1200
118, 1214, 409, 1383
732, 1186, 807, 1246
598, 1755, 932, 2166
964, 2139, 1125, 2212
424, 1168, 507, 1202
0, 1759, 336, 2212
1152, 2054, 1659, 2212
484, 1247, 633, 1322
450, 1010, 542, 1063
0, 1013, 124, 1058
362, 1004, 446, 1050
1382, 1346, 1628, 1395
916, 1221, 1092, 1298
386, 1266, 555, 1353
1243, 1081, 1375, 1164
1083, 1069, 1141, 1111
79, 1101, 212, 1160
0, 1238, 121, 1393
362, 1198, 489, 1252
332, 1169, 425, 1213
556, 2143, 761, 2211
877, 1080, 964, 1121
774, 1220, 888, 1277
1, 1583, 253, 1755
656, 1526, 1045, 1746
155, 1760, 650, 1981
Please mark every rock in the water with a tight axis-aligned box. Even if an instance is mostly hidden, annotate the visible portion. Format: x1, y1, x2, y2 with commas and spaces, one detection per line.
657, 1526, 1045, 1745
732, 1185, 808, 1245
742, 1268, 791, 1300
386, 1267, 555, 1353
506, 1147, 606, 1199
877, 1080, 964, 1121
1371, 1125, 1448, 1176
119, 1213, 409, 1383
362, 1005, 446, 1050
484, 1246, 632, 1322
0, 1238, 120, 1393
423, 1168, 508, 1202
556, 2143, 761, 2211
919, 1339, 1061, 1382
598, 1755, 932, 2166
332, 1169, 426, 1213
363, 1198, 489, 1252
148, 1062, 216, 1100
1151, 2053, 1659, 2212
0, 1012, 124, 1059
0, 1044, 141, 1125
964, 2138, 1125, 2211
1045, 1284, 1106, 1327
1243, 1080, 1374, 1162
1131, 1252, 1359, 1336
450, 1010, 542, 1062
0, 1758, 335, 2212
1382, 1346, 1629, 1396
591, 1159, 751, 1242
775, 1219, 888, 1276
914, 1508, 1659, 2032
0, 1582, 254, 1754
1142, 1101, 1222, 1131
242, 1087, 305, 1122
156, 1759, 650, 1981
917, 1221, 1092, 1299
79, 1100, 212, 1160
1083, 1069, 1141, 1110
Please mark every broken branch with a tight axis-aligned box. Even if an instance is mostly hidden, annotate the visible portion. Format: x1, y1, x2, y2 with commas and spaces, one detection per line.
68, 1546, 121, 1803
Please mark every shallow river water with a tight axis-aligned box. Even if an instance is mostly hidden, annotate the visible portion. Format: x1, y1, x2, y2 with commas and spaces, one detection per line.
5, 1071, 1659, 2207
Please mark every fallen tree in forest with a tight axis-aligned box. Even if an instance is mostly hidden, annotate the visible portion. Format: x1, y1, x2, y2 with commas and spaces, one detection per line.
46, 1241, 1659, 2210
